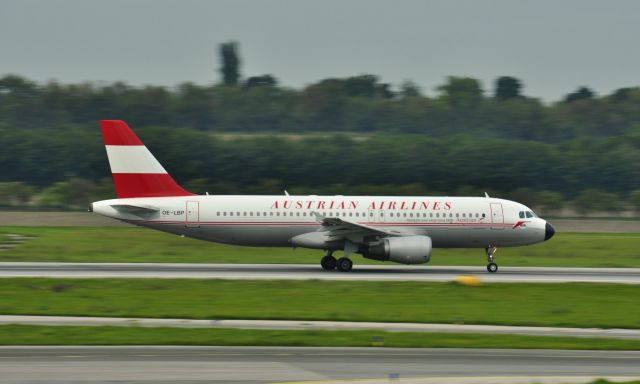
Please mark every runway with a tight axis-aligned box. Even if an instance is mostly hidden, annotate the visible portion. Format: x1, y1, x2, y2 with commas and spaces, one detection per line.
0, 346, 638, 384
1, 262, 640, 283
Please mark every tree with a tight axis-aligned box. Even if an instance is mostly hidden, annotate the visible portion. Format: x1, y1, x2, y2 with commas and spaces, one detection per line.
244, 75, 278, 89
219, 41, 241, 86
572, 189, 622, 215
564, 86, 595, 103
0, 182, 34, 207
494, 76, 522, 100
628, 189, 640, 212
436, 77, 483, 108
610, 87, 640, 102
399, 80, 422, 98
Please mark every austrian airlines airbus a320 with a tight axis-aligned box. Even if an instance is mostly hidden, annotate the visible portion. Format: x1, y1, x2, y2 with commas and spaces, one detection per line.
91, 120, 555, 273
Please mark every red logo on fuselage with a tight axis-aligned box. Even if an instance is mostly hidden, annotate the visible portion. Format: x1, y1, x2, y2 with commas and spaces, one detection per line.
270, 200, 452, 210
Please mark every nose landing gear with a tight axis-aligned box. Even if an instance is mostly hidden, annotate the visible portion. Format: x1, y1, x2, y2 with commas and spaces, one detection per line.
486, 246, 498, 273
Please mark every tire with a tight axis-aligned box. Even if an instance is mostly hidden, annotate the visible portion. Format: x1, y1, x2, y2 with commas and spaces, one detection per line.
321, 255, 337, 270
487, 262, 498, 273
337, 257, 353, 272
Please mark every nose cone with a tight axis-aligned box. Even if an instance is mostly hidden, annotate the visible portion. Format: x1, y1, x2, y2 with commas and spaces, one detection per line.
544, 222, 555, 241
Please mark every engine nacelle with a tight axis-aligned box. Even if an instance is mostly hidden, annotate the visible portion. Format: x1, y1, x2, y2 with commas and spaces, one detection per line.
362, 236, 432, 264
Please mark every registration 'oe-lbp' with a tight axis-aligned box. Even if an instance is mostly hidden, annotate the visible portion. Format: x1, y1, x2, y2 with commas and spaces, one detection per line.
91, 120, 555, 273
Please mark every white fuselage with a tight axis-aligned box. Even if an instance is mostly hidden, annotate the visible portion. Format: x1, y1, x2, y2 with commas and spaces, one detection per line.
92, 195, 549, 249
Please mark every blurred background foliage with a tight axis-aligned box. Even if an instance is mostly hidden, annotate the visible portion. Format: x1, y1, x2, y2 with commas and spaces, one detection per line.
1, 42, 639, 215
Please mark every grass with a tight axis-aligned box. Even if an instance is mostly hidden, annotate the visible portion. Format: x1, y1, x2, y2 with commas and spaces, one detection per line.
1, 278, 640, 329
1, 324, 640, 350
1, 226, 640, 267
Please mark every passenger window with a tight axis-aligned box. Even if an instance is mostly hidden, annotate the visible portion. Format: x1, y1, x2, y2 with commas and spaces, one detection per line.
216, 212, 220, 216
230, 212, 234, 216
223, 212, 227, 216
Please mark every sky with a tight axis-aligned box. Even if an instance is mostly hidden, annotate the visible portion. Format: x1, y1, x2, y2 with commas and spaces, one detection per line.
1, 0, 639, 101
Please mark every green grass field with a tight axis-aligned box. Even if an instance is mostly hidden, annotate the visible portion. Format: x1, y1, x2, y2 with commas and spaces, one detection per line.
1, 278, 639, 329
1, 226, 639, 267
2, 324, 640, 351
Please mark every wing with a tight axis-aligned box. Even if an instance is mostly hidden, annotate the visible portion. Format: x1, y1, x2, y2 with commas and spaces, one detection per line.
314, 213, 413, 244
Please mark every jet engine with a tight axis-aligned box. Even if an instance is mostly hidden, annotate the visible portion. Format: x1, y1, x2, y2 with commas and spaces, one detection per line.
362, 235, 432, 264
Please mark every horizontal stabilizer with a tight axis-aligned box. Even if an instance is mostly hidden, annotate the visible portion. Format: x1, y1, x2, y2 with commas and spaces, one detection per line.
110, 204, 159, 214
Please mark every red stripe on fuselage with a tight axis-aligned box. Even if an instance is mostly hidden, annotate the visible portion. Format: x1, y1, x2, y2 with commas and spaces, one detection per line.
100, 120, 144, 146
112, 173, 194, 198
127, 219, 517, 228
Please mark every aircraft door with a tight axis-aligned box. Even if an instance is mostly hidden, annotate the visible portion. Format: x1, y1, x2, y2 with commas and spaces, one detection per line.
490, 202, 504, 230
186, 201, 200, 227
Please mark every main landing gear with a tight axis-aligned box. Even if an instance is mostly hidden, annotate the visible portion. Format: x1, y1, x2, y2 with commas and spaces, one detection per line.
486, 246, 498, 273
320, 252, 353, 272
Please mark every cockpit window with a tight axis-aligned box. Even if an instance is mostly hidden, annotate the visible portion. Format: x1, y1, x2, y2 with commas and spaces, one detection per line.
519, 211, 525, 219
525, 211, 534, 218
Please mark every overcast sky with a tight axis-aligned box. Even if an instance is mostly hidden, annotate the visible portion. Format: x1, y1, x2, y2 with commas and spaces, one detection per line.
1, 0, 639, 101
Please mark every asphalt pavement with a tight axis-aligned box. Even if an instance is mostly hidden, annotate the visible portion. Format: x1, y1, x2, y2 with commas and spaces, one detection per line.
0, 346, 639, 383
1, 262, 640, 283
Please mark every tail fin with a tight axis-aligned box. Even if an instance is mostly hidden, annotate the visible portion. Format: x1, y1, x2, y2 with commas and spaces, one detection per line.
100, 120, 193, 198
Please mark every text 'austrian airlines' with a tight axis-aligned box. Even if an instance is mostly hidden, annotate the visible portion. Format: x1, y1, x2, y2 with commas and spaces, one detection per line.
91, 120, 555, 273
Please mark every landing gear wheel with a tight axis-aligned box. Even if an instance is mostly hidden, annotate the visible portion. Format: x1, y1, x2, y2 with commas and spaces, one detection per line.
485, 246, 498, 273
320, 255, 337, 271
336, 257, 353, 272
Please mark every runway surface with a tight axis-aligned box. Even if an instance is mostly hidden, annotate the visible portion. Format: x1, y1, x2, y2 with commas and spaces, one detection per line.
0, 346, 639, 384
1, 262, 640, 283
2, 315, 640, 340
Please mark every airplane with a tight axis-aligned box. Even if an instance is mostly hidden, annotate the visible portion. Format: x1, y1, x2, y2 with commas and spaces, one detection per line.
90, 120, 555, 273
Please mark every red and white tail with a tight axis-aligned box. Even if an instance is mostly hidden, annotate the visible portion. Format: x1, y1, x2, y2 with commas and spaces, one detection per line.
100, 120, 193, 198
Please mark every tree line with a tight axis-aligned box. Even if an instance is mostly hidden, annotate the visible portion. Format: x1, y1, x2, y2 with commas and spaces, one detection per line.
0, 125, 639, 214
1, 72, 639, 141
